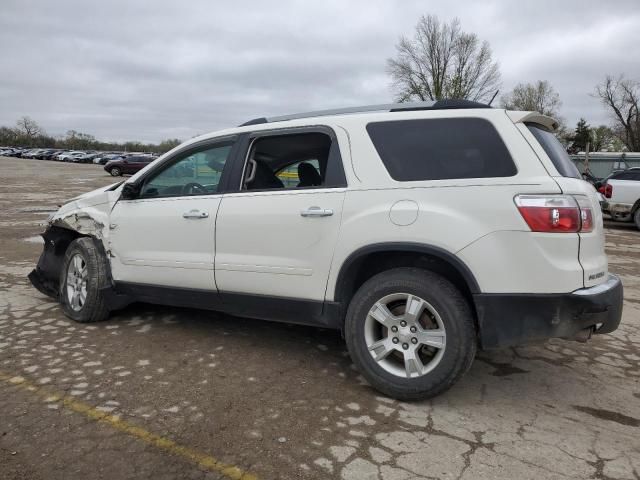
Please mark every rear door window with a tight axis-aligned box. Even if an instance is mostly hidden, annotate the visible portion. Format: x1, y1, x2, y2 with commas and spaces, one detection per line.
526, 123, 581, 178
366, 118, 517, 181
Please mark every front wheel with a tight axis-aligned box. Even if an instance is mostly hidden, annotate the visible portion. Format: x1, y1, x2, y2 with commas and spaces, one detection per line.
634, 209, 640, 230
109, 167, 121, 176
345, 268, 476, 400
60, 238, 110, 323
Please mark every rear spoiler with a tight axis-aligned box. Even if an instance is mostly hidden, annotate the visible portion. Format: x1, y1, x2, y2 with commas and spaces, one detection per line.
506, 111, 559, 131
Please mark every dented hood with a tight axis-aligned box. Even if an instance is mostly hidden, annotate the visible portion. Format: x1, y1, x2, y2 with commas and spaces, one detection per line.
50, 182, 123, 239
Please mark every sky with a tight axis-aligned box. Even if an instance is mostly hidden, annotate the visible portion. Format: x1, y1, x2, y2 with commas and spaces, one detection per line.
1, 0, 639, 143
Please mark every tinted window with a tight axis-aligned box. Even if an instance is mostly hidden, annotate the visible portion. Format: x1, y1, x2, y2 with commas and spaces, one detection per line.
526, 123, 580, 178
366, 118, 517, 181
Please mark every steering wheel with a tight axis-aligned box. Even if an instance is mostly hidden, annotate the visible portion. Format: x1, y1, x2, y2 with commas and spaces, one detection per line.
183, 182, 206, 195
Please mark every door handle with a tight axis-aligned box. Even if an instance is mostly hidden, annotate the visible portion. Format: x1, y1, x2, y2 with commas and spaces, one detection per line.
182, 209, 209, 219
300, 206, 333, 217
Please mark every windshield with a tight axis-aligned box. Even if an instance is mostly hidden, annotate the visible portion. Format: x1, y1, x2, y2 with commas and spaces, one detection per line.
526, 123, 580, 178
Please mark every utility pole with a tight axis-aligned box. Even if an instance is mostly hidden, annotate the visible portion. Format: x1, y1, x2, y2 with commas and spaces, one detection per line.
584, 141, 590, 175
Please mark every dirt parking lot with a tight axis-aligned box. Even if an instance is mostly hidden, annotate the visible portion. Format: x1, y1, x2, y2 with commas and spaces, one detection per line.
1, 157, 639, 480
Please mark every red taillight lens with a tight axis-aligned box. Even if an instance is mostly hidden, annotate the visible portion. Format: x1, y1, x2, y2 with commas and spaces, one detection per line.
597, 185, 605, 194
515, 195, 595, 233
604, 184, 612, 199
515, 195, 580, 232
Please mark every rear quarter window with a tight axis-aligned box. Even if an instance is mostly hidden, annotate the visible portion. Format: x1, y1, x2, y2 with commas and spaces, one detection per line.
526, 123, 580, 179
366, 117, 517, 181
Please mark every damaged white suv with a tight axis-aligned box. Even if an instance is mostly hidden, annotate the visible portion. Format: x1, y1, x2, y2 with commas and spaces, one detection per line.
29, 100, 623, 400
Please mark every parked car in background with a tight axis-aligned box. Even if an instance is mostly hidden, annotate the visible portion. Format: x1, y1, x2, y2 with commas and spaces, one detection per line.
104, 154, 156, 176
10, 148, 26, 157
56, 151, 83, 161
93, 153, 123, 165
35, 149, 58, 159
21, 149, 42, 159
42, 149, 63, 160
600, 168, 640, 229
72, 152, 99, 163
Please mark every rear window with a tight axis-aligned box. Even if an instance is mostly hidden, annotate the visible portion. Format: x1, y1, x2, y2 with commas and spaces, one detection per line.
366, 118, 517, 181
526, 123, 580, 178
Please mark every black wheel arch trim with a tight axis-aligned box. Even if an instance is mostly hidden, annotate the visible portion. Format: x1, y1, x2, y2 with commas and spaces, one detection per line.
334, 242, 482, 302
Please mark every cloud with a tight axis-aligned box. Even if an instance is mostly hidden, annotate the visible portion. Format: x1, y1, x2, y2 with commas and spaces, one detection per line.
1, 0, 638, 142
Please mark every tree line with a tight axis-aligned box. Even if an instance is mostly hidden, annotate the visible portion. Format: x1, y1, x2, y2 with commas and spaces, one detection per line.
4, 15, 638, 155
0, 117, 181, 154
388, 14, 640, 152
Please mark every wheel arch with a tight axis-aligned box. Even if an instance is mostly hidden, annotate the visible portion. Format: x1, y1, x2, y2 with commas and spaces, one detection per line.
28, 225, 113, 299
333, 243, 481, 322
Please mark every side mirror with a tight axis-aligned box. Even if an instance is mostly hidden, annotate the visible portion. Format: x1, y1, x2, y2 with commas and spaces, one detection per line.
120, 182, 140, 200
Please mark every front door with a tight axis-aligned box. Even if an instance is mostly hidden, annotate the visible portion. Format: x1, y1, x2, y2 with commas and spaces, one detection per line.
109, 139, 236, 290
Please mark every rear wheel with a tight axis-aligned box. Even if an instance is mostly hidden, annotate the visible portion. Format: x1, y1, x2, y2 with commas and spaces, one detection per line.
345, 268, 476, 400
60, 238, 110, 323
110, 167, 121, 176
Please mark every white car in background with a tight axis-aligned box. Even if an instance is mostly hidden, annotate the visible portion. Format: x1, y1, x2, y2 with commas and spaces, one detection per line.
601, 168, 640, 229
57, 151, 85, 162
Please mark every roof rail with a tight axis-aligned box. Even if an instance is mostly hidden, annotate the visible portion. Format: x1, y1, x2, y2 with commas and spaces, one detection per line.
238, 99, 491, 127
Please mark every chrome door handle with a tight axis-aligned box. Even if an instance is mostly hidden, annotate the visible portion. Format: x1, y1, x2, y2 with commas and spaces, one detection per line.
182, 209, 209, 219
301, 206, 333, 217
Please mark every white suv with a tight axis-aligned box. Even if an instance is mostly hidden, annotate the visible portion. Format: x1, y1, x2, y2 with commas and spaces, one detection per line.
29, 100, 623, 400
601, 168, 640, 229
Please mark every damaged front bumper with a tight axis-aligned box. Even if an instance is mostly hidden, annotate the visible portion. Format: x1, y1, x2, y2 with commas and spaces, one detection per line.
28, 226, 78, 299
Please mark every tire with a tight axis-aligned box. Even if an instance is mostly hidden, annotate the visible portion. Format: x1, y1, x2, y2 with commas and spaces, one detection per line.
634, 209, 640, 230
345, 268, 476, 400
110, 167, 121, 176
59, 238, 110, 323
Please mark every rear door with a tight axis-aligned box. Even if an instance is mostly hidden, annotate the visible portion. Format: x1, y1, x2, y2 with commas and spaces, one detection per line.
214, 127, 347, 301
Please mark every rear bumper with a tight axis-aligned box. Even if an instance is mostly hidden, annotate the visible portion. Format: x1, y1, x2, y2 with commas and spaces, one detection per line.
474, 274, 623, 349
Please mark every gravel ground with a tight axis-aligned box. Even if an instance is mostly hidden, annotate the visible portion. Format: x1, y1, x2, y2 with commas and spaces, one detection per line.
1, 157, 639, 480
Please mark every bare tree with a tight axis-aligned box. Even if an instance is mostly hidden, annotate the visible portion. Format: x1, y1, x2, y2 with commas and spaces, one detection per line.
500, 80, 562, 117
15, 116, 42, 138
387, 15, 501, 103
594, 75, 640, 151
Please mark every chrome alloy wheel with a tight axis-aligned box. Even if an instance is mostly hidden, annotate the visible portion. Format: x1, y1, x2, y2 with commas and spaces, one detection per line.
66, 253, 88, 312
364, 293, 446, 378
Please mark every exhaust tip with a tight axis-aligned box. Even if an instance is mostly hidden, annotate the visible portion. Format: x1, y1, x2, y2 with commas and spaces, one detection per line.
572, 327, 594, 343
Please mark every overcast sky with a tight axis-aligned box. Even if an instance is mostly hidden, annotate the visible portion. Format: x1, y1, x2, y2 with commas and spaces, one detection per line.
1, 0, 639, 143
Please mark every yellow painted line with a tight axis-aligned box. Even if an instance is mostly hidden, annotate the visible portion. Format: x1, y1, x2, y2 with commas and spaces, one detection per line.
0, 372, 257, 480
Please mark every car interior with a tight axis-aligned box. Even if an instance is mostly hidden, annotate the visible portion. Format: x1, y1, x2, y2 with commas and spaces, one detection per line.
243, 132, 331, 190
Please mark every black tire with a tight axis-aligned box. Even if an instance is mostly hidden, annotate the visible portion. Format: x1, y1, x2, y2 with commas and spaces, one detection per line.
345, 268, 476, 400
59, 237, 110, 323
634, 209, 640, 230
110, 167, 121, 176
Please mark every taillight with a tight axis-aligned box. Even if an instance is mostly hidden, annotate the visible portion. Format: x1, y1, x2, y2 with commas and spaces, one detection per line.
574, 196, 594, 232
514, 195, 594, 233
604, 184, 613, 199
597, 185, 605, 194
